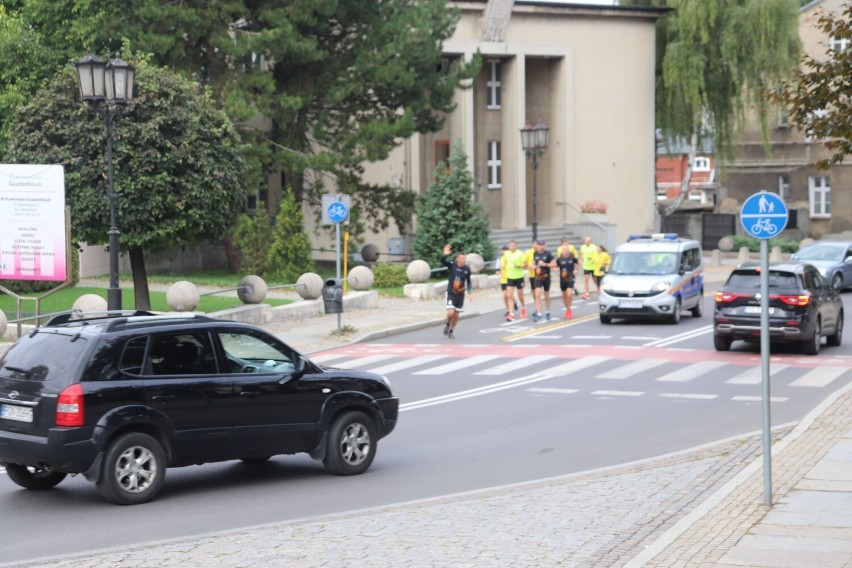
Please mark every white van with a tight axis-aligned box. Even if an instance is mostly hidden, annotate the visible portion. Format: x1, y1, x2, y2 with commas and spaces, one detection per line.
597, 233, 704, 324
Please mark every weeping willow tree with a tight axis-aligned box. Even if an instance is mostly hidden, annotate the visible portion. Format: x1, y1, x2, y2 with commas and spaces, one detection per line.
624, 0, 801, 219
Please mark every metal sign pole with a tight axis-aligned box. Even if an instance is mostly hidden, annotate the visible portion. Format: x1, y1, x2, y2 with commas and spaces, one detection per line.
335, 221, 342, 332
760, 238, 772, 506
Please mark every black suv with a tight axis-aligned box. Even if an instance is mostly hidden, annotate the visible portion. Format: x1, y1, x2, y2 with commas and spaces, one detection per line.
713, 262, 844, 354
0, 312, 398, 505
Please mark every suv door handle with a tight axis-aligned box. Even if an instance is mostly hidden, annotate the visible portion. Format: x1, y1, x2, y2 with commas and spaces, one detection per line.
239, 391, 262, 398
152, 395, 177, 402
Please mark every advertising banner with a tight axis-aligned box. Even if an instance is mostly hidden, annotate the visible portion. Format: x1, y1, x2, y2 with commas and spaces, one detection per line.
0, 164, 67, 281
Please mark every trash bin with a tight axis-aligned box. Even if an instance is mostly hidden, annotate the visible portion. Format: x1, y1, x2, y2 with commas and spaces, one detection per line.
321, 278, 344, 314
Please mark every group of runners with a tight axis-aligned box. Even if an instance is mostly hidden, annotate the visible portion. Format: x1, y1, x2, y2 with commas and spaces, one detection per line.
438, 238, 611, 339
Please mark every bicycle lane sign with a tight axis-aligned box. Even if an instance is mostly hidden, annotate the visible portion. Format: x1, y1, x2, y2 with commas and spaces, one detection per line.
741, 191, 788, 239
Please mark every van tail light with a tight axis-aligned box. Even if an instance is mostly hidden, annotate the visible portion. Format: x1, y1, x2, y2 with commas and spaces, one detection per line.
56, 384, 84, 427
775, 294, 811, 307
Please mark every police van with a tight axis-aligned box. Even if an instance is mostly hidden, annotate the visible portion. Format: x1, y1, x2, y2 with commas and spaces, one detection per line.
597, 233, 704, 324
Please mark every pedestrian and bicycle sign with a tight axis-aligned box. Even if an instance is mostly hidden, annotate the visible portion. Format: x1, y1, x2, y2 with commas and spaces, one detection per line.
741, 191, 788, 239
321, 194, 351, 225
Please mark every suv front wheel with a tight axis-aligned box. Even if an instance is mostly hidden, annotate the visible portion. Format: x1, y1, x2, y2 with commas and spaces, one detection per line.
5, 464, 67, 490
324, 411, 377, 476
97, 432, 167, 505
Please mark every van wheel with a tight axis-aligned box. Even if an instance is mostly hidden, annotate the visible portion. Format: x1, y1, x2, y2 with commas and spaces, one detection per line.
669, 299, 682, 324
599, 314, 612, 324
5, 464, 67, 490
97, 432, 166, 505
323, 411, 377, 476
691, 291, 704, 317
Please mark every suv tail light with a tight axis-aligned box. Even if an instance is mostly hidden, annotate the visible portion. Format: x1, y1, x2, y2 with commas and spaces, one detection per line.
775, 294, 811, 307
715, 291, 749, 303
56, 384, 84, 426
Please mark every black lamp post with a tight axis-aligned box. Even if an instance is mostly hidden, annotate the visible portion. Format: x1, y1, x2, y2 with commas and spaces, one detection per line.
75, 50, 135, 311
520, 120, 549, 242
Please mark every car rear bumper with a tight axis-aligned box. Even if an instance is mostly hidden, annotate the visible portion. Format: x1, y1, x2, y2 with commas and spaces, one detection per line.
714, 317, 810, 342
0, 427, 100, 474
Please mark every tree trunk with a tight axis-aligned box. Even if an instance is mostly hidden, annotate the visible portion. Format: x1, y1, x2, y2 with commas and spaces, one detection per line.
659, 129, 698, 228
129, 246, 151, 311
223, 234, 241, 274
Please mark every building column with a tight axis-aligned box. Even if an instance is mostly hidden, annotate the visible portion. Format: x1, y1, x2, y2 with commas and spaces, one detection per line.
514, 55, 527, 231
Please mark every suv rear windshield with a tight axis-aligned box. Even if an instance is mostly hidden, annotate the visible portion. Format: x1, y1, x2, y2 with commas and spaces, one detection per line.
0, 333, 87, 383
726, 270, 799, 291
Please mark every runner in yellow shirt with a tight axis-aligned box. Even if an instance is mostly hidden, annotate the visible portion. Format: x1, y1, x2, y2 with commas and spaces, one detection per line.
503, 240, 528, 321
593, 244, 611, 291
579, 235, 599, 299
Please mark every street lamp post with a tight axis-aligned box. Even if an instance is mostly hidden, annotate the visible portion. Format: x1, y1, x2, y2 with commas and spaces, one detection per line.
75, 50, 135, 311
520, 120, 549, 243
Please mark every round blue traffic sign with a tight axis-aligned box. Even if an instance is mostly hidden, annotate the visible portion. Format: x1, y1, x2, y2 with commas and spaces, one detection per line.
327, 201, 348, 224
741, 192, 788, 239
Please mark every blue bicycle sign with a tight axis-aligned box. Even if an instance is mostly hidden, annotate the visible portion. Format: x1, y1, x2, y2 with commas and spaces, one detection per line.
741, 192, 788, 239
327, 202, 348, 223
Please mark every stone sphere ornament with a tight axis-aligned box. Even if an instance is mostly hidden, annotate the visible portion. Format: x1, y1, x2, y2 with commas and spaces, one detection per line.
238, 275, 268, 304
718, 235, 735, 252
348, 265, 374, 291
296, 272, 324, 300
72, 293, 108, 315
0, 310, 7, 337
466, 252, 485, 274
166, 281, 200, 312
406, 260, 431, 283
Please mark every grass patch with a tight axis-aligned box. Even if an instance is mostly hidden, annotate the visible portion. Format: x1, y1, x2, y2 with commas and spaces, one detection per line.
1, 286, 292, 320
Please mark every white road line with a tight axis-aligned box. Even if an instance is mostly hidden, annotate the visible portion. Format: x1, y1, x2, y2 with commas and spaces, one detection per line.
400, 372, 553, 411
367, 355, 447, 375
310, 353, 350, 364
591, 390, 645, 397
622, 336, 660, 341
527, 387, 580, 394
414, 355, 502, 376
547, 356, 612, 377
571, 335, 613, 340
655, 361, 727, 382
474, 355, 557, 375
531, 335, 564, 339
660, 393, 718, 400
725, 364, 789, 385
644, 325, 713, 348
732, 395, 789, 403
790, 366, 848, 388
329, 354, 397, 369
596, 358, 668, 380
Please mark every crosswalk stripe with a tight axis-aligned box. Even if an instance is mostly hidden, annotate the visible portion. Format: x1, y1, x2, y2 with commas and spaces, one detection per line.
329, 354, 397, 370
368, 355, 448, 375
790, 366, 847, 388
414, 355, 502, 376
474, 355, 557, 376
597, 358, 668, 379
546, 356, 612, 377
655, 361, 727, 382
725, 364, 789, 385
592, 390, 644, 397
528, 387, 580, 394
732, 395, 789, 403
310, 353, 349, 364
660, 393, 718, 400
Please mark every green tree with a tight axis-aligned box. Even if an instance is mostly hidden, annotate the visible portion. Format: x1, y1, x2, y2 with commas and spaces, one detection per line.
768, 3, 852, 169
111, 0, 478, 236
413, 140, 495, 268
266, 188, 314, 284
4, 58, 248, 309
623, 0, 801, 218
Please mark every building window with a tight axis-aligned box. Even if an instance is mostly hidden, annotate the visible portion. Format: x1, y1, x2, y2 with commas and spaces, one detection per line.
776, 108, 789, 128
487, 141, 502, 189
809, 175, 831, 218
693, 156, 710, 172
486, 60, 501, 110
778, 175, 790, 201
435, 140, 450, 168
832, 35, 850, 53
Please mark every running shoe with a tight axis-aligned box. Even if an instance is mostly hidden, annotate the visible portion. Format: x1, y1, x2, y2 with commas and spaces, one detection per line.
443, 324, 450, 336
520, 307, 527, 319
563, 308, 570, 318
506, 313, 515, 322
448, 330, 455, 339
534, 312, 542, 322
545, 312, 551, 321
567, 309, 573, 319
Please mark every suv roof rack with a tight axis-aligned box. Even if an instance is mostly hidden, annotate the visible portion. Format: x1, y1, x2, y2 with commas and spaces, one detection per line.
45, 310, 157, 328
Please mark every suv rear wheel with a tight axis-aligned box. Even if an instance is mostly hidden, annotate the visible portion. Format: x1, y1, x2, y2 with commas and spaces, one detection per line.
97, 432, 166, 505
714, 335, 732, 352
5, 464, 67, 490
828, 311, 844, 347
324, 411, 377, 476
803, 319, 821, 356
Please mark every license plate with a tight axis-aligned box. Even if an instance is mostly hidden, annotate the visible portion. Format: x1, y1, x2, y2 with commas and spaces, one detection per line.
620, 300, 643, 309
0, 403, 33, 423
743, 306, 774, 315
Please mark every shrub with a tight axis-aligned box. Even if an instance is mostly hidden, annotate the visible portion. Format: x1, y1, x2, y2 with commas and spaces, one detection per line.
371, 263, 408, 288
731, 235, 799, 253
